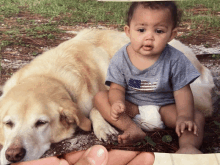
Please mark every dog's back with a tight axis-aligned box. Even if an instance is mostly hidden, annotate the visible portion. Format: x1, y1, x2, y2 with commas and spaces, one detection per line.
1, 29, 130, 116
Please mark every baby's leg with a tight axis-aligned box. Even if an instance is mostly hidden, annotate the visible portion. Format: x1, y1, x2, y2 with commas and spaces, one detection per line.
160, 104, 205, 154
94, 91, 146, 144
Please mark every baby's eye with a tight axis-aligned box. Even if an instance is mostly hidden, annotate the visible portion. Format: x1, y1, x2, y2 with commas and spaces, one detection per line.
155, 29, 164, 34
138, 29, 145, 33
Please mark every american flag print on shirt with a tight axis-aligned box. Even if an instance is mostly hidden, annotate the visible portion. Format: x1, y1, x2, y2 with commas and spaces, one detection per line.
128, 78, 158, 92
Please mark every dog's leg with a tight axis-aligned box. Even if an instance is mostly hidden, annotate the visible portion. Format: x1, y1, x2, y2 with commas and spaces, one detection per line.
90, 108, 118, 142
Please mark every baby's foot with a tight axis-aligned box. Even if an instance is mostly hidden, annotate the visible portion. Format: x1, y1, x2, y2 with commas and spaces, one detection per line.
176, 145, 202, 154
118, 124, 146, 144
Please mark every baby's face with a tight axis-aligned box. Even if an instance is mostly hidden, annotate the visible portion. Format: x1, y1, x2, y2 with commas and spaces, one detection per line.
125, 5, 176, 58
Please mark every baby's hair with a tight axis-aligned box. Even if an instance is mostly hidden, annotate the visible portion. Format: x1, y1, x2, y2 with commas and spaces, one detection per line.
126, 1, 182, 29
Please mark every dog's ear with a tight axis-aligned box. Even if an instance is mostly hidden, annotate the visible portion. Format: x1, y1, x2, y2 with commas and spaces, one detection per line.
59, 101, 91, 131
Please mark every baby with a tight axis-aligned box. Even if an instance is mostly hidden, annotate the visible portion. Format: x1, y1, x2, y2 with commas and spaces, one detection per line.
94, 1, 205, 154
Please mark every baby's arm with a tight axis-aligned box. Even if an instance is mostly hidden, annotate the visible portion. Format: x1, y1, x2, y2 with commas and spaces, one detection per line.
109, 83, 126, 121
174, 84, 198, 137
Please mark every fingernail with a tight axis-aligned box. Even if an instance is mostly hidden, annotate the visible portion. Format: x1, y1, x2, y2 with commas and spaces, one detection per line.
85, 146, 106, 165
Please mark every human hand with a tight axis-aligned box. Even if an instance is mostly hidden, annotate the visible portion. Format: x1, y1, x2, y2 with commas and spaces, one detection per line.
111, 101, 125, 121
12, 145, 155, 165
176, 116, 198, 137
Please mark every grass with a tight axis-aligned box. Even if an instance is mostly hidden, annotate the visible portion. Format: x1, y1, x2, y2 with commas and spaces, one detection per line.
25, 23, 63, 38
0, 0, 219, 68
178, 0, 220, 28
0, 0, 130, 25
1, 0, 219, 27
0, 0, 219, 32
0, 40, 13, 50
0, 0, 219, 70
0, 0, 131, 53
212, 54, 220, 59
0, 0, 20, 17
178, 0, 220, 11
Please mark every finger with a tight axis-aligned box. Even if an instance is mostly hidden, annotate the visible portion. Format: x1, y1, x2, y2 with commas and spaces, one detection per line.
65, 145, 108, 165
128, 152, 155, 165
193, 123, 199, 136
116, 105, 123, 114
107, 149, 140, 165
111, 116, 118, 121
111, 113, 119, 121
59, 159, 70, 165
112, 106, 122, 115
12, 157, 69, 165
112, 107, 118, 113
110, 110, 117, 117
119, 104, 125, 113
63, 150, 85, 163
187, 122, 193, 132
175, 124, 181, 137
180, 122, 186, 134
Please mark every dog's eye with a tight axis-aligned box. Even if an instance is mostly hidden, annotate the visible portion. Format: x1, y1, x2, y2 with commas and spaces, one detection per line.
4, 121, 14, 128
35, 120, 48, 128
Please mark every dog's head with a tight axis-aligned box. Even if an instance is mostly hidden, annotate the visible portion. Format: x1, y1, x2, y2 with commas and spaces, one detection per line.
0, 80, 91, 164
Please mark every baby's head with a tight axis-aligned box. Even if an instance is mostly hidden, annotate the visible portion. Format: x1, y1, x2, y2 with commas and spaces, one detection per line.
124, 1, 182, 57
126, 1, 181, 29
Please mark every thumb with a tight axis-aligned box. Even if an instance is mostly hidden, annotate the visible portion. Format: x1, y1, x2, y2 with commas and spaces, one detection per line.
75, 145, 108, 165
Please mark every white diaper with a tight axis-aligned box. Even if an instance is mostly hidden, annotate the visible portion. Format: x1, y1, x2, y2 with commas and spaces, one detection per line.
133, 105, 165, 131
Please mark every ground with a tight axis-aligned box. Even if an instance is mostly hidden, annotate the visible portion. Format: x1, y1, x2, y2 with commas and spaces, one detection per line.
0, 10, 220, 156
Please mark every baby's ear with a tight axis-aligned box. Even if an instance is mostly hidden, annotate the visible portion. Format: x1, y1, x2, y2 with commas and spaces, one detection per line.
169, 28, 178, 42
124, 25, 131, 38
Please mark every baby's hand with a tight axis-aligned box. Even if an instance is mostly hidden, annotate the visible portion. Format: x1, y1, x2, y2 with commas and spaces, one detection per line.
176, 116, 198, 137
111, 101, 125, 121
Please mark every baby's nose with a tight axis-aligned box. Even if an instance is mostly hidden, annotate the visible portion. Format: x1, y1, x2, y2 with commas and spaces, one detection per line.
144, 31, 154, 40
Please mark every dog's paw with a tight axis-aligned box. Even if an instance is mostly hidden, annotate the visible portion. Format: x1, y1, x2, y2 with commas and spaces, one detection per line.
90, 108, 118, 142
93, 120, 118, 142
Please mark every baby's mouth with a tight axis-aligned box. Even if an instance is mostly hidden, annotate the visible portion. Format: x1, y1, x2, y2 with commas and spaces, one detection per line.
143, 45, 153, 51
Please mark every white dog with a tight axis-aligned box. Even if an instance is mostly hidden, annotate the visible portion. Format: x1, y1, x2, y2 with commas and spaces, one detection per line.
0, 29, 214, 164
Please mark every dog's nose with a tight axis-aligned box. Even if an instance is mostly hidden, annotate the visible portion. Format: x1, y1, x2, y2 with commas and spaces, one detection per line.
5, 147, 26, 163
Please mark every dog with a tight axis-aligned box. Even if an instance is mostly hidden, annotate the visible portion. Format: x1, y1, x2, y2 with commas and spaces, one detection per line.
0, 29, 215, 164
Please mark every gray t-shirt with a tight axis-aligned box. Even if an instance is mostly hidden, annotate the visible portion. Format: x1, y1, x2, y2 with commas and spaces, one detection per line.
105, 43, 200, 106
